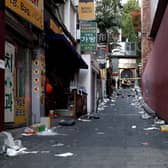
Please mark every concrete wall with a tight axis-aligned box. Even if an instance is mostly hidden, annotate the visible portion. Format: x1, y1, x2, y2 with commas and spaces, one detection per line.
78, 54, 99, 114
79, 55, 92, 114
64, 0, 77, 39
142, 6, 168, 121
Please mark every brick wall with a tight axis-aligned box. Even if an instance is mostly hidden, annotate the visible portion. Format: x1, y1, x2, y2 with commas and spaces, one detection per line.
141, 0, 153, 72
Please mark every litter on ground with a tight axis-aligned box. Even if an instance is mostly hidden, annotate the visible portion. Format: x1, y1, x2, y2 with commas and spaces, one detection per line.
6, 147, 27, 157
54, 152, 74, 157
141, 113, 151, 119
78, 118, 91, 122
131, 125, 137, 129
52, 143, 64, 147
144, 127, 159, 131
36, 129, 58, 136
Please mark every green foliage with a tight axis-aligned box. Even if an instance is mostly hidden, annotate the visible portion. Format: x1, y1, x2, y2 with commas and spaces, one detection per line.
95, 0, 141, 56
122, 13, 137, 41
123, 0, 139, 13
96, 0, 122, 32
121, 0, 141, 56
121, 0, 140, 41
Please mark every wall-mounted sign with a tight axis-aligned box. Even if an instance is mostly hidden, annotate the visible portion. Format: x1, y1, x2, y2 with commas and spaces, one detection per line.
97, 32, 107, 43
15, 97, 26, 124
5, 0, 44, 30
78, 0, 95, 20
5, 41, 15, 122
80, 21, 97, 51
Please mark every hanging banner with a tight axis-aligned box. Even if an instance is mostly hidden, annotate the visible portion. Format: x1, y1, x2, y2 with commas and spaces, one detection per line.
78, 0, 95, 20
5, 41, 15, 123
5, 0, 44, 30
80, 21, 97, 51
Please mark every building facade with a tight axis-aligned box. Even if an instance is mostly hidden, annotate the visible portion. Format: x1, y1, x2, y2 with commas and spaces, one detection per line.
142, 0, 168, 120
0, 0, 88, 131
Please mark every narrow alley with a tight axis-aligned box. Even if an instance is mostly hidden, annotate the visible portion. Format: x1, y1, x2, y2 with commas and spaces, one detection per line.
1, 88, 168, 168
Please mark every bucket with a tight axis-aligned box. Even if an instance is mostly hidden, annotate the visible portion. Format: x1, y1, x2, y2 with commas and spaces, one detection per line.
39, 125, 45, 132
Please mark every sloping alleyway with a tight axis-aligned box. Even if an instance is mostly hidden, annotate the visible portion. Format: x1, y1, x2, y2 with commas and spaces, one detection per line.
1, 88, 168, 168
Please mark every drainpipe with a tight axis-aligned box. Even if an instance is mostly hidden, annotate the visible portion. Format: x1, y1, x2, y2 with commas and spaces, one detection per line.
0, 0, 5, 131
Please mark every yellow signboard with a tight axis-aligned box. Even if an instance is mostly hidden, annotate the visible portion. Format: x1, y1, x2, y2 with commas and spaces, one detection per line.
5, 0, 44, 30
15, 97, 27, 124
50, 19, 63, 34
78, 0, 95, 20
100, 69, 105, 79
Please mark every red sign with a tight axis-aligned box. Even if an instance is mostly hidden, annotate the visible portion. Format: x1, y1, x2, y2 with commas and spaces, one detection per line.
112, 73, 118, 77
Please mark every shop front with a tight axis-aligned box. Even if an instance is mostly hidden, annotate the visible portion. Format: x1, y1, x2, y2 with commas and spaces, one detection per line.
4, 0, 44, 127
45, 16, 88, 118
5, 20, 37, 127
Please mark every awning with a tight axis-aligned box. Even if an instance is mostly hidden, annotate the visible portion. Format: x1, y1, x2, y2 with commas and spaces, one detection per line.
46, 30, 88, 69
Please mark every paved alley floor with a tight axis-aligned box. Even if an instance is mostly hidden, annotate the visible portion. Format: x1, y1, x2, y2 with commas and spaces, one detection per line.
1, 88, 168, 168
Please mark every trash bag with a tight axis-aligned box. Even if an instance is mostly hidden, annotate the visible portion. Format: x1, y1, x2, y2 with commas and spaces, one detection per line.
58, 119, 75, 126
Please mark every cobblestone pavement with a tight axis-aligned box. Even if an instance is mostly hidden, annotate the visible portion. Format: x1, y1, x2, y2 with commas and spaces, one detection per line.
1, 88, 168, 168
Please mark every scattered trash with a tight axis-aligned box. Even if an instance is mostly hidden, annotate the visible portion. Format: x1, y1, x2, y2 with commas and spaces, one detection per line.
138, 111, 144, 114
131, 103, 136, 106
2, 132, 21, 150
144, 127, 159, 131
36, 129, 57, 136
131, 125, 137, 129
52, 143, 64, 147
141, 113, 151, 119
24, 127, 35, 135
97, 107, 104, 111
59, 119, 76, 126
103, 98, 110, 103
160, 125, 168, 132
6, 147, 27, 157
138, 96, 143, 100
21, 151, 39, 154
54, 152, 74, 157
24, 124, 46, 136
78, 118, 91, 122
0, 131, 46, 157
111, 99, 116, 103
154, 119, 165, 125
21, 133, 34, 136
